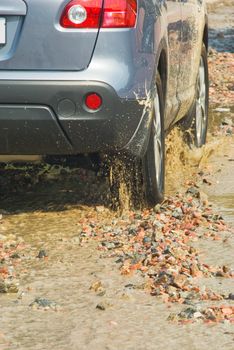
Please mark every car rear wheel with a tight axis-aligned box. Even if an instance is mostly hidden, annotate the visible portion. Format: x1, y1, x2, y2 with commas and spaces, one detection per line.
184, 44, 209, 147
108, 71, 165, 209
144, 72, 165, 205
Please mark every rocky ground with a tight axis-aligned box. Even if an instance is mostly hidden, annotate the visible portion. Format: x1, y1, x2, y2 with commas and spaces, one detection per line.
0, 2, 234, 350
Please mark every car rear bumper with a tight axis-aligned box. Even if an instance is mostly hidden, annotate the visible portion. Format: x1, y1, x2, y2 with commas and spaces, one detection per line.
0, 80, 146, 155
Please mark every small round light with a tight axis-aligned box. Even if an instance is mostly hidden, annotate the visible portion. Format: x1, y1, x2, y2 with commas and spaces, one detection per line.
68, 5, 87, 25
85, 93, 102, 111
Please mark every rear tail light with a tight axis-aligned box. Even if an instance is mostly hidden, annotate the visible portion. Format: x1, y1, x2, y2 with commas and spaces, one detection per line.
60, 0, 137, 29
102, 0, 137, 28
60, 0, 103, 28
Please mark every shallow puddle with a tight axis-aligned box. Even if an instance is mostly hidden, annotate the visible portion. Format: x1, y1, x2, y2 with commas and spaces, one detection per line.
0, 107, 233, 349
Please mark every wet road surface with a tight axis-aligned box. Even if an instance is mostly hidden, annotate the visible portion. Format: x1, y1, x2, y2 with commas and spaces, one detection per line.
0, 1, 234, 349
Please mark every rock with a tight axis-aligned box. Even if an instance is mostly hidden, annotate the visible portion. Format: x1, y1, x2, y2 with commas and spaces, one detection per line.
204, 308, 216, 321
97, 288, 106, 297
96, 206, 105, 213
178, 307, 197, 319
71, 236, 81, 244
172, 208, 183, 219
167, 285, 178, 296
221, 116, 233, 126
193, 311, 204, 319
143, 237, 151, 244
190, 263, 202, 277
96, 301, 111, 311
153, 204, 161, 213
227, 293, 234, 300
226, 127, 233, 135
30, 297, 61, 311
101, 241, 115, 250
10, 253, 21, 259
171, 274, 187, 289
7, 283, 19, 293
90, 280, 103, 292
151, 287, 161, 296
128, 226, 137, 235
179, 291, 190, 299
208, 48, 215, 56
222, 265, 230, 273
0, 280, 8, 293
90, 281, 106, 296
0, 280, 19, 293
37, 250, 48, 259
221, 307, 233, 315
186, 187, 200, 198
216, 270, 226, 277
167, 313, 178, 322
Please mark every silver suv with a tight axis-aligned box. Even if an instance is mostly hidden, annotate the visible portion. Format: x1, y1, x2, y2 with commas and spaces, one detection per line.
0, 0, 209, 206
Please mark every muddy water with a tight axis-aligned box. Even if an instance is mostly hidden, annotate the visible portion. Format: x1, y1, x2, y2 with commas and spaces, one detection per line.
0, 121, 233, 350
1, 205, 234, 350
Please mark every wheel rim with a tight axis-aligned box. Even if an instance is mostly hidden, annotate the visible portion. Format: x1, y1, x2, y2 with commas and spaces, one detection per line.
195, 57, 207, 146
153, 89, 163, 189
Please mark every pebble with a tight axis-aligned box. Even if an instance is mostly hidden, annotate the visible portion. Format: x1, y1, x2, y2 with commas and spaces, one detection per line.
37, 250, 48, 259
0, 280, 19, 293
228, 293, 234, 300
186, 187, 200, 198
10, 253, 21, 259
221, 116, 233, 126
153, 204, 161, 213
171, 275, 187, 290
96, 206, 105, 213
96, 301, 111, 311
30, 297, 61, 311
90, 280, 106, 296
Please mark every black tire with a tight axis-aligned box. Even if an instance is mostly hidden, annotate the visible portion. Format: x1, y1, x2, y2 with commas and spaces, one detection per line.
143, 72, 165, 205
184, 44, 209, 147
108, 71, 165, 209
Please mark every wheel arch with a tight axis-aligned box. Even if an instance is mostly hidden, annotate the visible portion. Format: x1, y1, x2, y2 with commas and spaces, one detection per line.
122, 38, 169, 158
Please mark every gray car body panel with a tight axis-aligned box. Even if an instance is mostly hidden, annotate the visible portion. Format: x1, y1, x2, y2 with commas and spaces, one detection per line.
0, 0, 207, 156
0, 0, 27, 16
0, 0, 102, 71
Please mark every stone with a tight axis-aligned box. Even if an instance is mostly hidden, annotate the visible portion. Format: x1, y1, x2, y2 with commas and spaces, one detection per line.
37, 250, 48, 259
228, 293, 234, 300
171, 274, 187, 289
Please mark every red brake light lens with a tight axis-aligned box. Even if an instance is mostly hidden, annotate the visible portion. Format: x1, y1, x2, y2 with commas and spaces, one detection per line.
60, 0, 103, 28
102, 0, 137, 28
85, 93, 102, 110
60, 0, 137, 29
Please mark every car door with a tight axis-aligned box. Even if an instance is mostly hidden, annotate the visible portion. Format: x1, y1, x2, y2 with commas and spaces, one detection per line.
176, 0, 205, 119
164, 0, 183, 128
